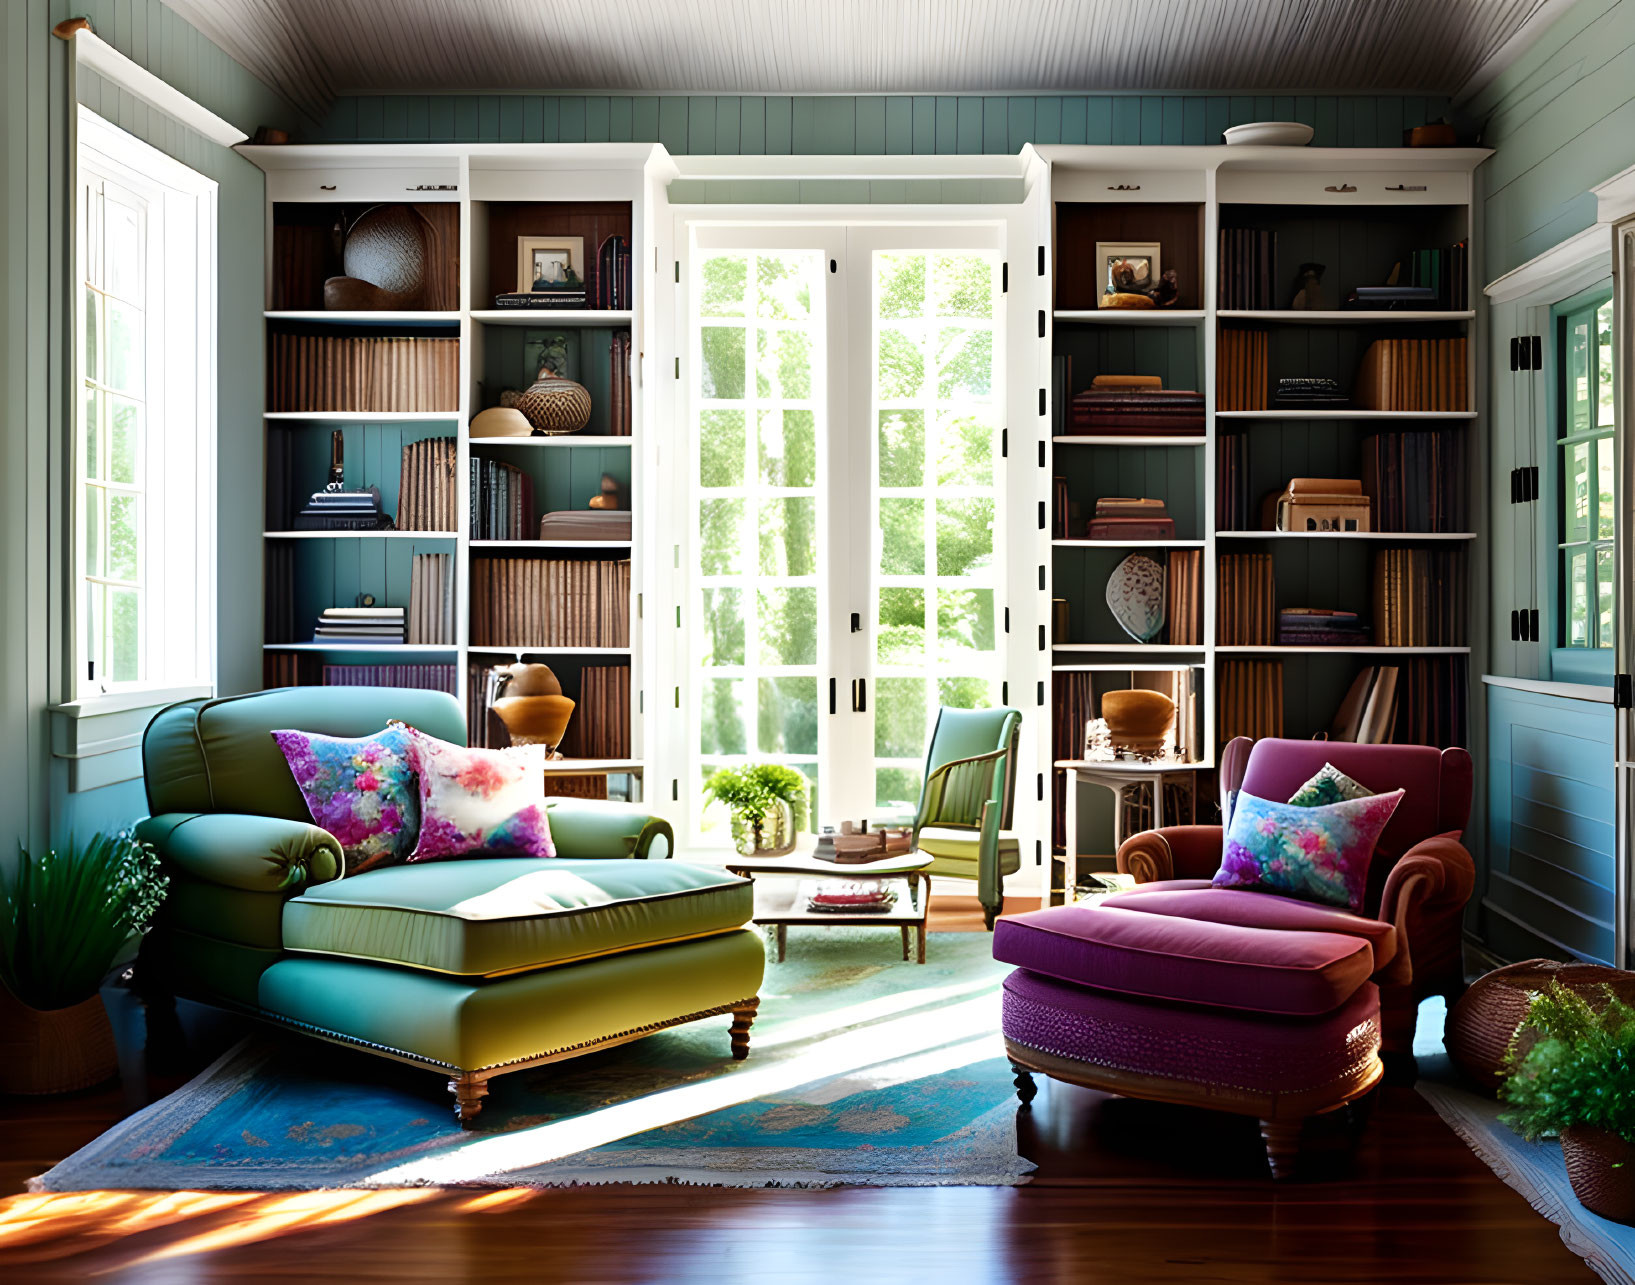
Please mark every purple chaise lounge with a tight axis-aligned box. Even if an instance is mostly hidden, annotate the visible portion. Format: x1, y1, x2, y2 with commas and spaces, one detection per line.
994, 737, 1475, 1178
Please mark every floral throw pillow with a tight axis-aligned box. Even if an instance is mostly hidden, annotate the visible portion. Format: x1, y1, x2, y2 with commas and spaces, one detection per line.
399, 727, 554, 862
1288, 762, 1374, 809
272, 727, 420, 875
1212, 788, 1404, 912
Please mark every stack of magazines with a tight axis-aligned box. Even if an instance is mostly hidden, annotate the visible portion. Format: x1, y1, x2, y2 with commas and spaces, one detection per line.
805, 880, 898, 914
314, 606, 405, 645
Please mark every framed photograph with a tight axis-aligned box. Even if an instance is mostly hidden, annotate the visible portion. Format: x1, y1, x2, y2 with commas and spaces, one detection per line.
1096, 241, 1161, 298
516, 236, 585, 294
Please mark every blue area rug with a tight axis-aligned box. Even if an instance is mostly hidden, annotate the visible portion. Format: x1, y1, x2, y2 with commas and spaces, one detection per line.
35, 929, 1033, 1191
1415, 998, 1635, 1285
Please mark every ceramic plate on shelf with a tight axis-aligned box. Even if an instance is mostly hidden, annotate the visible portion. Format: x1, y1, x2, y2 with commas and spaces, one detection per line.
1223, 121, 1314, 147
1105, 554, 1167, 642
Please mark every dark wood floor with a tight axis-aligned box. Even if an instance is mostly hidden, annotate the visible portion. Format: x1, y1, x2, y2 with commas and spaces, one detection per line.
0, 898, 1590, 1284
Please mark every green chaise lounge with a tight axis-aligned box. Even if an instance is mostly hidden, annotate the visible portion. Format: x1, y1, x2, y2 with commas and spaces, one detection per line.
135, 687, 764, 1125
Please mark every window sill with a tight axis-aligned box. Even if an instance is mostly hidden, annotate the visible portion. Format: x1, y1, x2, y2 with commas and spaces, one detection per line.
51, 684, 212, 793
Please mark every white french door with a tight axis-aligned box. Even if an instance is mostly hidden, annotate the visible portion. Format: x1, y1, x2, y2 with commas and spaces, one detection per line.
682, 222, 1007, 845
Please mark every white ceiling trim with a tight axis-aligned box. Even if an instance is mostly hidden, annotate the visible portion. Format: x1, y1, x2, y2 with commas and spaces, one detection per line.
167, 0, 1552, 126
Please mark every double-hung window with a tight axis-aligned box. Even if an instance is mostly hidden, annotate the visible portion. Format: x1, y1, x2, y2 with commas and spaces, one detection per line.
75, 108, 216, 700
1557, 289, 1616, 654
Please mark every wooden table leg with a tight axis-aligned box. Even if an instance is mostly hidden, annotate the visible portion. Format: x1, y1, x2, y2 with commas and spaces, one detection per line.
775, 923, 787, 963
900, 924, 910, 960
916, 922, 926, 964
1064, 767, 1079, 903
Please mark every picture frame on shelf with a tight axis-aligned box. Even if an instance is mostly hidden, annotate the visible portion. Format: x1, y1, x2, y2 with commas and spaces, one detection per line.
1097, 241, 1161, 307
516, 236, 585, 294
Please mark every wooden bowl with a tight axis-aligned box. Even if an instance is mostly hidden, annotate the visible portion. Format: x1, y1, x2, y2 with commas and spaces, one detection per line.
1101, 689, 1175, 749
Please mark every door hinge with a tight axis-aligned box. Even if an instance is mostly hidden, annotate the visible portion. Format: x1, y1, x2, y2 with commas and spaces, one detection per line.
1038, 565, 1046, 591
829, 677, 837, 715
850, 612, 861, 633
1037, 500, 1046, 530
1036, 773, 1044, 802
1039, 624, 1046, 651
1615, 673, 1634, 710
1001, 262, 1009, 293
1001, 428, 1008, 458
1004, 606, 1010, 633
1509, 466, 1540, 503
1037, 310, 1046, 339
674, 356, 680, 379
1509, 335, 1543, 371
1035, 838, 1042, 866
851, 678, 867, 713
1001, 681, 1009, 705
674, 260, 680, 283
1038, 388, 1047, 417
830, 258, 837, 274
672, 779, 679, 802
1511, 609, 1541, 642
1037, 440, 1046, 468
1037, 246, 1045, 276
1036, 681, 1045, 706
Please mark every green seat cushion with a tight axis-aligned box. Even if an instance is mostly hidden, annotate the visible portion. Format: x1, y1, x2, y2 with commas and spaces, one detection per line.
258, 928, 766, 1071
915, 827, 1021, 879
282, 859, 753, 978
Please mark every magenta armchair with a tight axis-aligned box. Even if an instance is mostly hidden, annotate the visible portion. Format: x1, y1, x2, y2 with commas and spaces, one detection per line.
1116, 736, 1476, 1058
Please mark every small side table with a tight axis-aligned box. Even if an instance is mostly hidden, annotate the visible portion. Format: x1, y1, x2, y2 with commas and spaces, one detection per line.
722, 852, 935, 964
1056, 758, 1199, 905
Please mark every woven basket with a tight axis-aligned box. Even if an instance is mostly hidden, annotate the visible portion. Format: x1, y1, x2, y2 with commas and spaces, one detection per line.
514, 372, 592, 435
1445, 958, 1635, 1093
0, 985, 118, 1095
1562, 1126, 1635, 1225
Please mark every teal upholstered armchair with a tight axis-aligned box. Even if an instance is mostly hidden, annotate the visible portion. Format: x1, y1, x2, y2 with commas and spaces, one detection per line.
910, 706, 1022, 930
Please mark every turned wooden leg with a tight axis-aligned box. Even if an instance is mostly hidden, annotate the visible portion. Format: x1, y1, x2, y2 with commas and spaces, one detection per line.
730, 998, 759, 1061
901, 924, 910, 961
1011, 1062, 1038, 1107
916, 924, 926, 965
775, 924, 787, 964
449, 1073, 490, 1128
1378, 983, 1420, 1084
1260, 1118, 1303, 1180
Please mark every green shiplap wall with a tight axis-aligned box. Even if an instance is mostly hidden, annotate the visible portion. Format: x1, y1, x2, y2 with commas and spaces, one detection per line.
309, 93, 1450, 151
1470, 0, 1635, 282
1, 0, 293, 849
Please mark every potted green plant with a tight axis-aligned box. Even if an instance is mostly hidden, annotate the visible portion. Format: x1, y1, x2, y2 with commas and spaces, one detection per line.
1501, 980, 1635, 1224
0, 832, 169, 1094
703, 765, 808, 856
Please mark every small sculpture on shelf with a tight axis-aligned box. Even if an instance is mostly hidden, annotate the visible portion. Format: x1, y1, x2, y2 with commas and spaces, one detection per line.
488, 663, 575, 758
588, 474, 622, 510
1290, 262, 1325, 311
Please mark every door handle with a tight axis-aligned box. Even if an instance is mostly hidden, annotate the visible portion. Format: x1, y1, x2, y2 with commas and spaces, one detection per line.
851, 678, 867, 713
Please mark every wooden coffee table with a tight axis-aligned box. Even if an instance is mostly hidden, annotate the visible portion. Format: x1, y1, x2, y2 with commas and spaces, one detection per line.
722, 851, 934, 964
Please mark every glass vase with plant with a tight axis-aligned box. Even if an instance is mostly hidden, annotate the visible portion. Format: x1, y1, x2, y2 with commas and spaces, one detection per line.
0, 832, 169, 1094
704, 764, 809, 855
1501, 979, 1635, 1224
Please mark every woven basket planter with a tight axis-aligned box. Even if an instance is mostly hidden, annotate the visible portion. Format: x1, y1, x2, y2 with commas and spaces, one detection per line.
0, 985, 118, 1095
1562, 1126, 1635, 1225
1445, 958, 1635, 1093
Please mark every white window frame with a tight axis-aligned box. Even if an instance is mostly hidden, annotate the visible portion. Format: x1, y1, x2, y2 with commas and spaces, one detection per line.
72, 107, 217, 710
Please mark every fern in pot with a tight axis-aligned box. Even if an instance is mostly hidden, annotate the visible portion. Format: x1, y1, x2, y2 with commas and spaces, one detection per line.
704, 765, 808, 856
0, 832, 168, 1094
1501, 980, 1635, 1224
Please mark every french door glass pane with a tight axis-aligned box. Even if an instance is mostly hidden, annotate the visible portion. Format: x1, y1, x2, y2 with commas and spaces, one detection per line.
1570, 551, 1589, 647
871, 250, 1002, 817
1565, 441, 1590, 544
1598, 547, 1616, 649
693, 249, 825, 841
1597, 298, 1615, 427
1598, 437, 1616, 540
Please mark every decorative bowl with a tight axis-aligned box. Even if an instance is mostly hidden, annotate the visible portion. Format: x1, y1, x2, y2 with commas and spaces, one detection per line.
470, 407, 534, 439
1223, 121, 1314, 147
1105, 554, 1167, 642
1101, 690, 1176, 750
514, 370, 592, 435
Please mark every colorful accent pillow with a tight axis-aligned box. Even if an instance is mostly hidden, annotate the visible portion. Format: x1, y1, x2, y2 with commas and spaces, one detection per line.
399, 728, 554, 862
1288, 762, 1374, 808
1212, 788, 1404, 912
272, 727, 420, 875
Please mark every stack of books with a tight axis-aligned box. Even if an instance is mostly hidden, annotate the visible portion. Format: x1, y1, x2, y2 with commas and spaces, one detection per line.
470, 458, 535, 540
314, 606, 405, 645
1278, 607, 1369, 647
1216, 553, 1276, 644
1086, 497, 1174, 540
492, 290, 587, 310
397, 437, 458, 531
407, 552, 455, 644
1217, 326, 1268, 411
1217, 228, 1277, 308
1347, 285, 1438, 310
292, 486, 389, 532
1069, 386, 1204, 436
1273, 377, 1347, 409
1352, 338, 1469, 411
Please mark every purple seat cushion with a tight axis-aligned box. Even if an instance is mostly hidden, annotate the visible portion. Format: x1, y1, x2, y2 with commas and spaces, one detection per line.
992, 904, 1373, 1017
1102, 883, 1399, 973
1002, 968, 1380, 1096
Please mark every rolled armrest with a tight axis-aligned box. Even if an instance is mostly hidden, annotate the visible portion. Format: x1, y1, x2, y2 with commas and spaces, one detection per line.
1375, 832, 1476, 986
135, 812, 343, 892
544, 799, 674, 860
1116, 825, 1224, 883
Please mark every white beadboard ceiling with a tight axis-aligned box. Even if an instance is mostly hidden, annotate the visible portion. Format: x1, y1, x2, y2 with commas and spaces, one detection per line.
166, 0, 1551, 123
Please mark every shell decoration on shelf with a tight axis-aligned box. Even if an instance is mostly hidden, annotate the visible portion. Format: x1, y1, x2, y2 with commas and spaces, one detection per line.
1105, 554, 1167, 642
512, 333, 592, 435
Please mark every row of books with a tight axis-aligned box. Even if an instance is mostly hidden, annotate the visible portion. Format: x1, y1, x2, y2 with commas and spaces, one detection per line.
1361, 430, 1469, 532
1217, 552, 1277, 645
466, 663, 631, 756
1216, 434, 1256, 531
597, 235, 633, 310
1217, 326, 1269, 411
1166, 550, 1204, 646
471, 458, 536, 540
1406, 242, 1470, 311
408, 552, 456, 645
319, 663, 457, 692
397, 437, 459, 532
1329, 664, 1398, 743
269, 334, 460, 413
468, 557, 631, 647
1372, 548, 1468, 646
1217, 229, 1277, 309
1354, 338, 1469, 411
608, 332, 633, 436
1219, 660, 1285, 745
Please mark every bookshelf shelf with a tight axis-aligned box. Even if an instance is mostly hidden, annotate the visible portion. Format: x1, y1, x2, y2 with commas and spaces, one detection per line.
264, 412, 459, 423
1215, 531, 1478, 541
1053, 309, 1206, 325
1053, 435, 1205, 447
264, 643, 458, 654
470, 539, 632, 549
1216, 645, 1473, 655
263, 310, 461, 328
1052, 539, 1207, 549
469, 436, 633, 448
537, 758, 645, 775
471, 309, 634, 327
1214, 410, 1478, 420
468, 646, 634, 657
1216, 310, 1476, 324
264, 530, 456, 540
1052, 643, 1206, 654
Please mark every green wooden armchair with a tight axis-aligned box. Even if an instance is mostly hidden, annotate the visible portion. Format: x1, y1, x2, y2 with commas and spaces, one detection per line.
910, 706, 1023, 930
